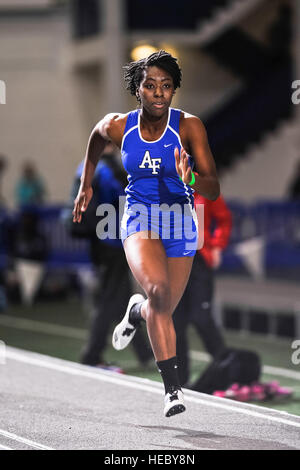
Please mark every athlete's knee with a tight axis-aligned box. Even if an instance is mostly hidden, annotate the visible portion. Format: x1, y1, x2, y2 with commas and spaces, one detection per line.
147, 281, 171, 312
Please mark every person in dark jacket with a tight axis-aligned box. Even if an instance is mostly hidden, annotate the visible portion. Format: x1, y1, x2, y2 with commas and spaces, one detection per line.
287, 160, 300, 200
173, 193, 232, 387
73, 144, 152, 369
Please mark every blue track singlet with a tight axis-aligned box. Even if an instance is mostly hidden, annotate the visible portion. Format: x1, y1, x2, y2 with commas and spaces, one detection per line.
120, 107, 198, 256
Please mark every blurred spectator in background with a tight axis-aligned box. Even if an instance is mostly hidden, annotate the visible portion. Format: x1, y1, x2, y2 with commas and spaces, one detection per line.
287, 159, 300, 200
174, 193, 232, 388
0, 211, 9, 312
67, 143, 152, 370
6, 208, 48, 305
173, 194, 292, 401
0, 155, 9, 310
15, 161, 46, 207
0, 155, 8, 206
11, 209, 48, 262
0, 273, 6, 312
267, 4, 292, 63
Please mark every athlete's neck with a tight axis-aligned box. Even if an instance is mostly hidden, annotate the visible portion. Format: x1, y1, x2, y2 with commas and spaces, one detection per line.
139, 107, 169, 136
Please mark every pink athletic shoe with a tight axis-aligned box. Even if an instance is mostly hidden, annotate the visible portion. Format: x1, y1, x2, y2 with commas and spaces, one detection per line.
234, 385, 252, 402
263, 381, 293, 400
213, 383, 256, 402
96, 363, 124, 374
213, 389, 236, 399
213, 381, 293, 402
213, 383, 249, 401
250, 383, 266, 401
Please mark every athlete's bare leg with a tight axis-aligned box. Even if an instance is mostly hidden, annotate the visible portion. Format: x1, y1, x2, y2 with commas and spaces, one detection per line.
123, 231, 193, 361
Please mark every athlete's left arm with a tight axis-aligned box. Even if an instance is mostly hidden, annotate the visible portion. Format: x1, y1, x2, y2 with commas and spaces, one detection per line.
182, 116, 220, 200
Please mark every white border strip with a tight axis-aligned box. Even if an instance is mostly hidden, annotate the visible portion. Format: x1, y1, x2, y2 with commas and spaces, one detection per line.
120, 124, 138, 152
0, 429, 54, 451
2, 315, 300, 382
0, 315, 87, 340
0, 444, 13, 450
5, 349, 300, 430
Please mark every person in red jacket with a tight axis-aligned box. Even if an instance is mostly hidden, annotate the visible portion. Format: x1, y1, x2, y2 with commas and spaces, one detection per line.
173, 193, 232, 387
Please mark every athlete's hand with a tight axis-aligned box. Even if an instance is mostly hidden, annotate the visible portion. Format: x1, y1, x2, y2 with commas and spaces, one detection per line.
72, 186, 93, 223
174, 147, 193, 185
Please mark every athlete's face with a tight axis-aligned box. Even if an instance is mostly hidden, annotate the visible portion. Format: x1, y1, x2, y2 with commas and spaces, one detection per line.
137, 66, 174, 116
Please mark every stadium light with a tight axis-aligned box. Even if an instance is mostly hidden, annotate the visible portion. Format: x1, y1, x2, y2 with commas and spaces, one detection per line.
131, 45, 158, 61
131, 44, 179, 62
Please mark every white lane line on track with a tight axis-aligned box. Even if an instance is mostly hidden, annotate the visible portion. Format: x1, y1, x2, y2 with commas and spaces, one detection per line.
2, 315, 300, 381
0, 429, 54, 450
0, 315, 87, 340
0, 444, 13, 450
6, 349, 300, 430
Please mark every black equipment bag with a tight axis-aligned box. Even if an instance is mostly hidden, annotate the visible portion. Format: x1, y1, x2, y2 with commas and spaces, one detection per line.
190, 348, 261, 394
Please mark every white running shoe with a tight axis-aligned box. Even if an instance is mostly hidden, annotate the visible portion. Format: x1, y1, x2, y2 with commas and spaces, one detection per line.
112, 293, 145, 351
164, 389, 186, 417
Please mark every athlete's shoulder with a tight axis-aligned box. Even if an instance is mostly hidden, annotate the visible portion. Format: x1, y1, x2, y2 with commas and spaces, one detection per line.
96, 112, 130, 148
98, 112, 128, 137
179, 111, 207, 144
180, 111, 205, 128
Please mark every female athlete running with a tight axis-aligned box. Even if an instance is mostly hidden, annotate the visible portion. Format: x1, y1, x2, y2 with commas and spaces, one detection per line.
73, 50, 220, 417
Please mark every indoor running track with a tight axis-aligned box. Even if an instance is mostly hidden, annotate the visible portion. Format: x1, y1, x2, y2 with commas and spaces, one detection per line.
0, 347, 300, 450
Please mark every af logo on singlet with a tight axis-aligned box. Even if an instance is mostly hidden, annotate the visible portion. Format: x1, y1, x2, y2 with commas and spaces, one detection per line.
139, 151, 162, 175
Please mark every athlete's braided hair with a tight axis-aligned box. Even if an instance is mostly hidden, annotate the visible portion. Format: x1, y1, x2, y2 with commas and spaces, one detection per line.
123, 50, 182, 101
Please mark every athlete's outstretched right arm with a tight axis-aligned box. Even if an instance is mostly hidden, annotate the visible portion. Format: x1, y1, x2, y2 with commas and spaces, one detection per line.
72, 113, 119, 223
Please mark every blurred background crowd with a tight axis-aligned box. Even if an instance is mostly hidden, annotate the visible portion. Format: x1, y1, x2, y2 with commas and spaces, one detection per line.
0, 0, 300, 408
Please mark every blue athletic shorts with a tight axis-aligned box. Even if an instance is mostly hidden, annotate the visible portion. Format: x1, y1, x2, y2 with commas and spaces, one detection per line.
120, 201, 198, 257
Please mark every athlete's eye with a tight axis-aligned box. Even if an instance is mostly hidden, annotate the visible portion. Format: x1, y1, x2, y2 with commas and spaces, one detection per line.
145, 84, 154, 89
